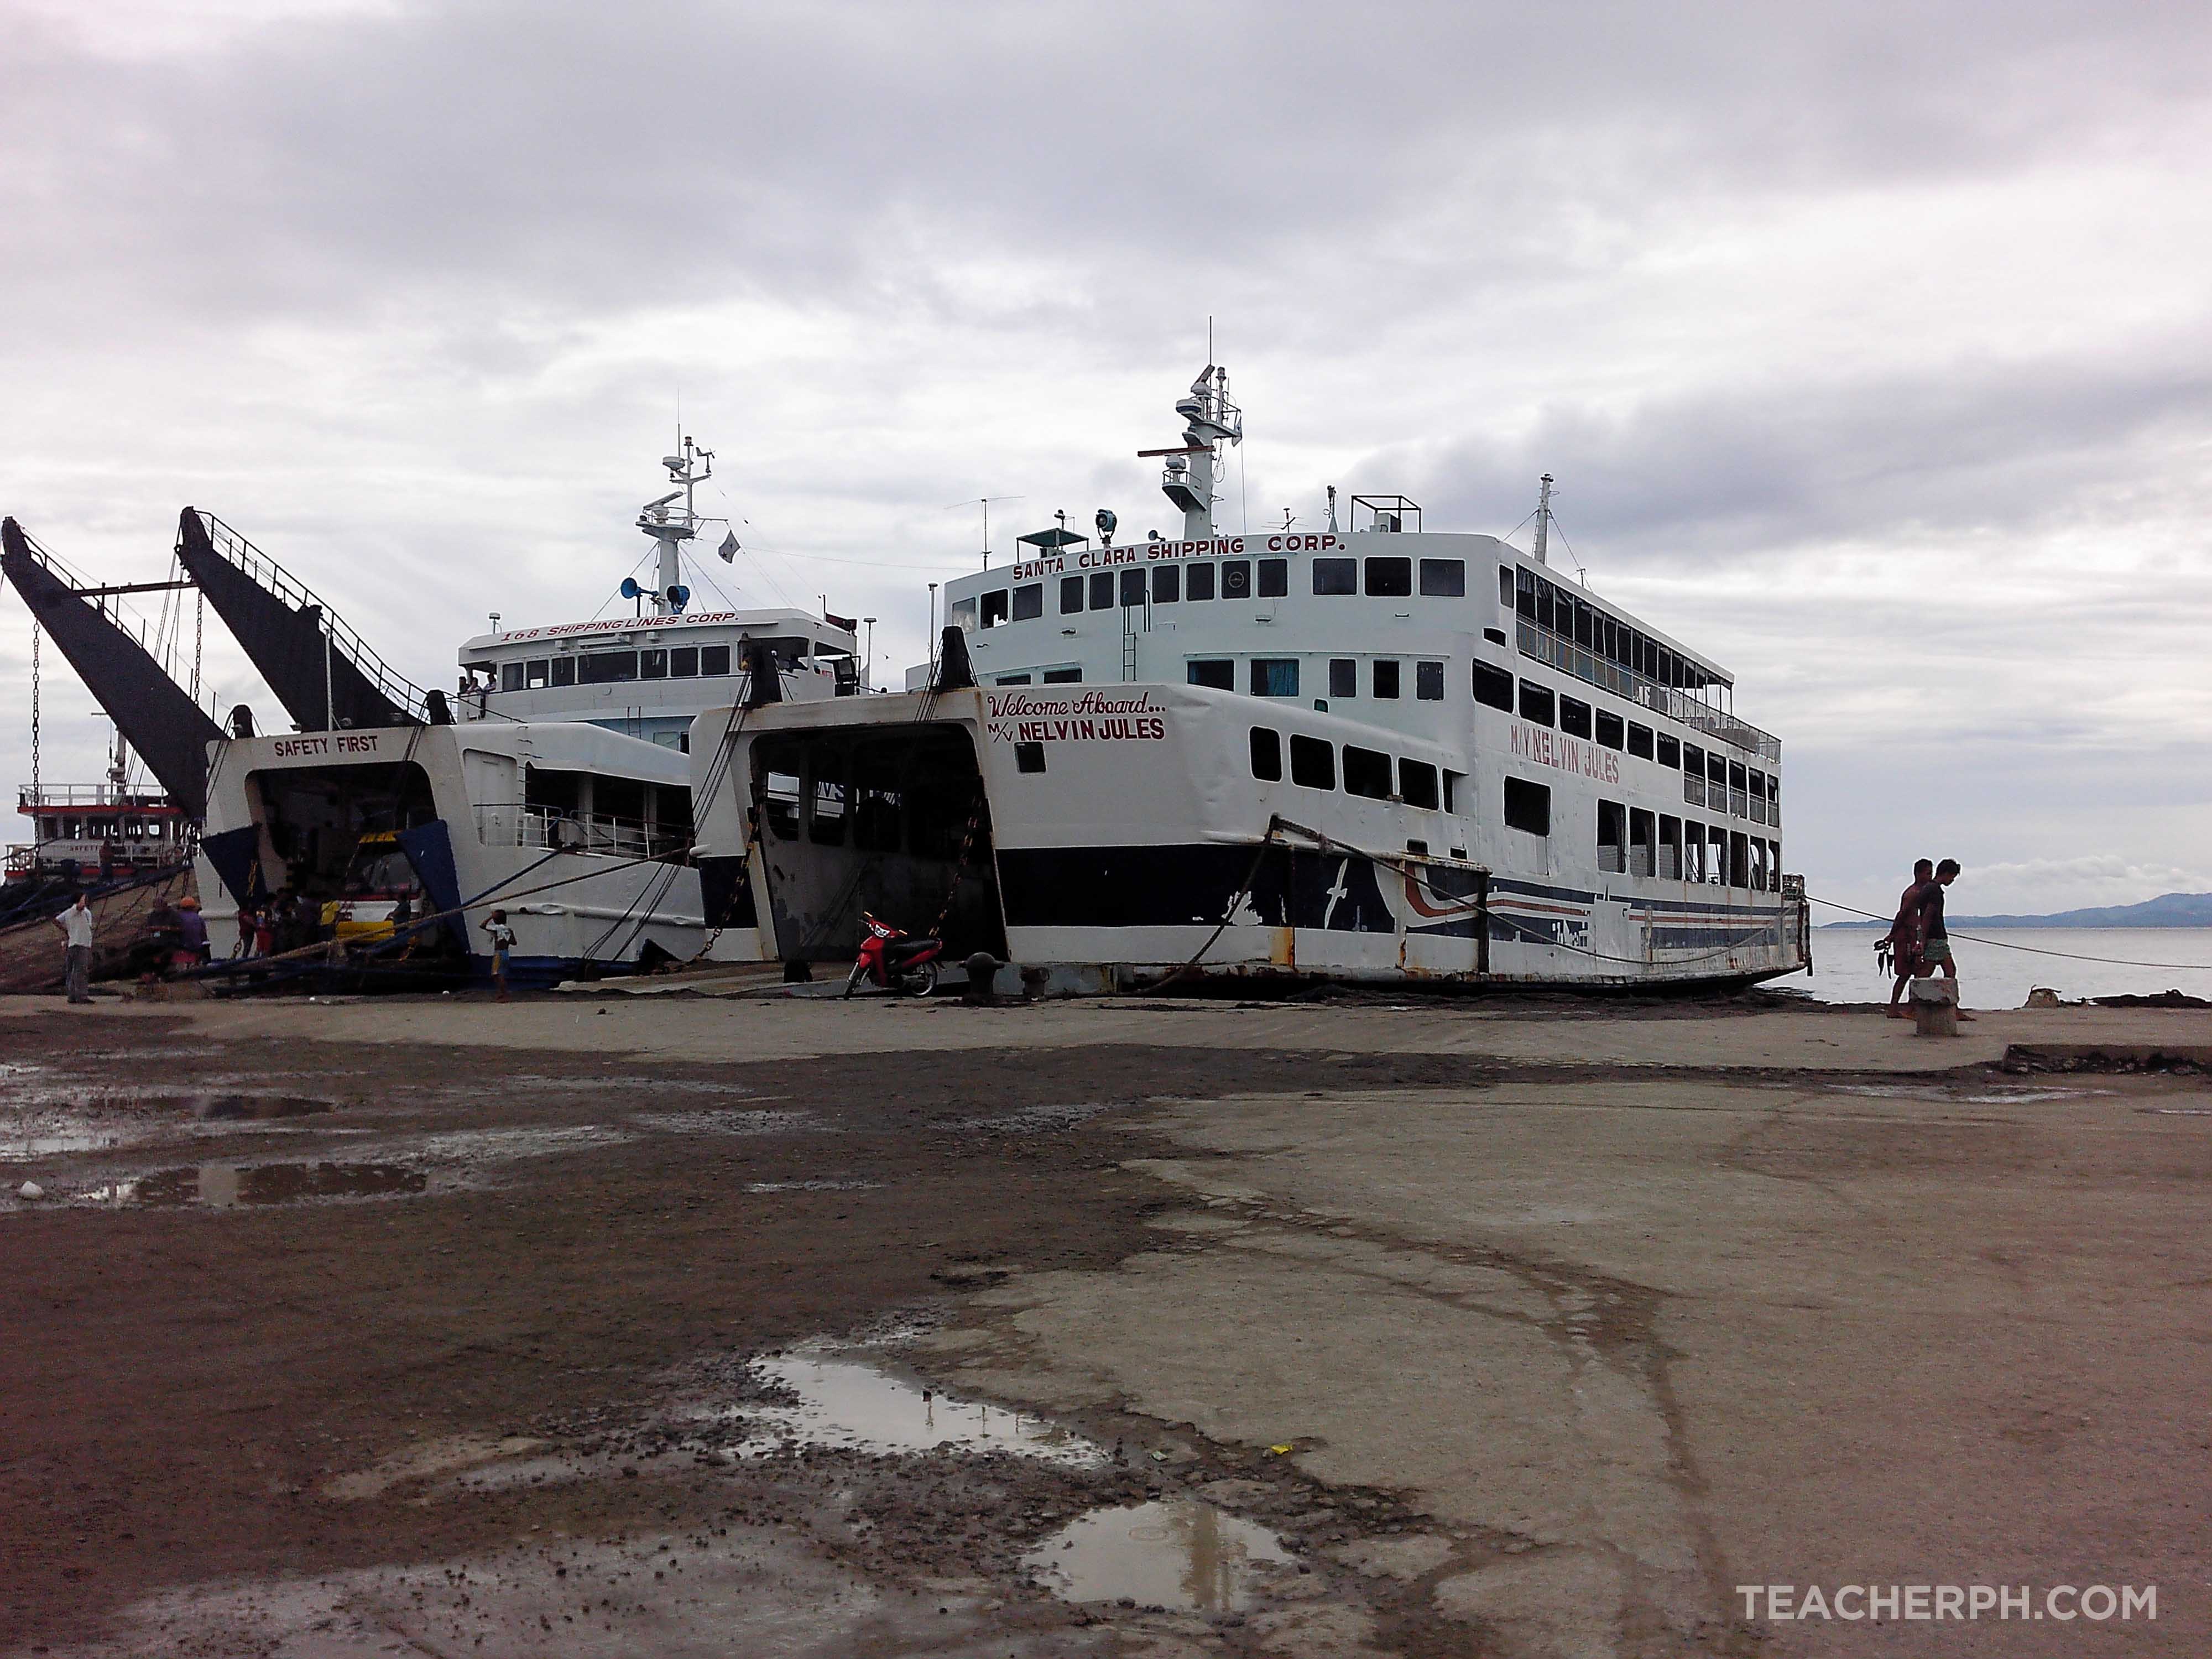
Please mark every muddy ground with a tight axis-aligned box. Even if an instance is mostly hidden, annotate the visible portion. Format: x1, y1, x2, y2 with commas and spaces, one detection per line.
1, 995, 2207, 1657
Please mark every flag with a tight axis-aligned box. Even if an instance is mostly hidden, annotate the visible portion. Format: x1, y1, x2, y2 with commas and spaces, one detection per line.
717, 531, 739, 562
825, 611, 858, 633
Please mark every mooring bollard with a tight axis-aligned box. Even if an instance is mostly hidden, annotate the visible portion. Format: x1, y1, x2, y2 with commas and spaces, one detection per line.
1910, 975, 1960, 1037
963, 951, 1000, 1006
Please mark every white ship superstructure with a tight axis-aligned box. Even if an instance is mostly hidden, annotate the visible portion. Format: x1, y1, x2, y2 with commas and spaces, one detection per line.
692, 367, 1808, 991
191, 441, 860, 980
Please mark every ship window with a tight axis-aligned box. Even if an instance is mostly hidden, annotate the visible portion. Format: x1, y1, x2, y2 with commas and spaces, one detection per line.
1631, 808, 1655, 877
1220, 560, 1252, 599
1516, 567, 1536, 619
763, 771, 801, 840
1559, 695, 1593, 738
1400, 759, 1440, 810
1289, 734, 1335, 790
1366, 658, 1396, 699
1710, 825, 1728, 884
580, 650, 639, 685
1519, 681, 1554, 726
1416, 660, 1444, 701
701, 645, 732, 676
1250, 658, 1300, 697
950, 597, 978, 630
1595, 709, 1625, 749
1419, 558, 1464, 597
1120, 568, 1146, 607
640, 649, 668, 680
1012, 583, 1044, 620
1535, 582, 1553, 632
853, 782, 901, 853
1185, 562, 1216, 601
500, 662, 524, 692
1709, 753, 1727, 788
1343, 745, 1391, 799
995, 673, 1032, 685
1484, 626, 1507, 645
525, 659, 550, 688
1060, 576, 1085, 614
1499, 566, 1515, 606
1444, 770, 1463, 813
551, 656, 577, 687
1365, 556, 1411, 597
1729, 759, 1747, 791
980, 589, 1009, 628
1659, 814, 1683, 879
1257, 557, 1288, 597
1015, 742, 1047, 774
1250, 727, 1282, 781
1655, 733, 1680, 768
1089, 572, 1115, 610
1188, 659, 1234, 690
1597, 800, 1625, 872
810, 778, 847, 846
1627, 722, 1652, 759
1504, 777, 1550, 836
1150, 565, 1179, 603
1472, 660, 1515, 711
1731, 830, 1750, 888
1042, 667, 1082, 683
1329, 659, 1357, 698
1575, 601, 1594, 649
1312, 557, 1357, 595
667, 647, 696, 678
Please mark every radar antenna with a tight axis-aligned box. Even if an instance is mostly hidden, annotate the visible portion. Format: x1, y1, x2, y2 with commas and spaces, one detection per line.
637, 436, 715, 612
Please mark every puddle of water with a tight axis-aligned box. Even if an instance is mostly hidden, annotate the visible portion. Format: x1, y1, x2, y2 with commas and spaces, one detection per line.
744, 1179, 880, 1193
81, 1161, 427, 1208
739, 1352, 1102, 1465
632, 1108, 816, 1136
325, 1434, 550, 1500
957, 1102, 1114, 1133
1, 1131, 121, 1159
412, 1126, 629, 1162
1024, 1499, 1292, 1611
191, 1094, 333, 1120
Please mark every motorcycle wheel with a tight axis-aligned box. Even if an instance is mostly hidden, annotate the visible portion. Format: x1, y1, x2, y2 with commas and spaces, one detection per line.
897, 961, 939, 998
843, 961, 868, 999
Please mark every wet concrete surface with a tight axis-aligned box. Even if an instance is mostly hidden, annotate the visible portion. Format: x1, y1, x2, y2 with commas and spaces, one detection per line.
2, 1000, 2207, 1656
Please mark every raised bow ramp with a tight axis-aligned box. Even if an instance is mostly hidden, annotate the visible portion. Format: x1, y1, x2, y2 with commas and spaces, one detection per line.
174, 508, 427, 732
0, 517, 225, 820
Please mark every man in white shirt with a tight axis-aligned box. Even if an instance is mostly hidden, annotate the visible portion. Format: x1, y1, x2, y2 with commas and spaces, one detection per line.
53, 894, 95, 1004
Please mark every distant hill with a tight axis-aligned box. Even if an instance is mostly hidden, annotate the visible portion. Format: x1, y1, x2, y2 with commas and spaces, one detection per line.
1822, 891, 2212, 929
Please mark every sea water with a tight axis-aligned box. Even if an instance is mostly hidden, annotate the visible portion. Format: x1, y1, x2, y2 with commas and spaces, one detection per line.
1797, 927, 2212, 1010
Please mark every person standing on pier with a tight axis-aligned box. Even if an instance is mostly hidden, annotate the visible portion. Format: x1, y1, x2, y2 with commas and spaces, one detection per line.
1917, 860, 1969, 1019
481, 909, 516, 1002
53, 893, 95, 1004
1882, 858, 1934, 1019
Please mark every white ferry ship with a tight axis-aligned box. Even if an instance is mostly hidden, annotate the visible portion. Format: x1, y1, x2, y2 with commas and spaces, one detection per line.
191, 441, 860, 980
690, 367, 1809, 991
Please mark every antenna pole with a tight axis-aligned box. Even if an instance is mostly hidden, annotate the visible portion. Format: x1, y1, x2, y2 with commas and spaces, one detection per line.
1533, 474, 1554, 566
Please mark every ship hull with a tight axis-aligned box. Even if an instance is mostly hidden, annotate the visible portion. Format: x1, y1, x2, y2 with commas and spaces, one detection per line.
691, 685, 1809, 993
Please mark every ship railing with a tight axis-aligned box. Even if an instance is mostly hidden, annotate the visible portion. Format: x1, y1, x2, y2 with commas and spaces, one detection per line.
1516, 620, 1781, 762
17, 782, 178, 811
474, 803, 686, 861
192, 513, 432, 724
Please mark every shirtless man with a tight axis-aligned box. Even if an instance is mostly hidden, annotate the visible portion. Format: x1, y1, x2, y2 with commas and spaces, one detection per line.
1882, 858, 1934, 1018
1917, 859, 1971, 1019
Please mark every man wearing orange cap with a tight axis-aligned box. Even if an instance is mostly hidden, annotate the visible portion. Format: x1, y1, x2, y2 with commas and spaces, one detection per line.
176, 895, 211, 964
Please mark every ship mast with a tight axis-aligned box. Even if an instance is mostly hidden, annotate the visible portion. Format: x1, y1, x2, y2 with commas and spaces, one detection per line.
1533, 473, 1554, 566
1148, 364, 1243, 539
637, 436, 713, 613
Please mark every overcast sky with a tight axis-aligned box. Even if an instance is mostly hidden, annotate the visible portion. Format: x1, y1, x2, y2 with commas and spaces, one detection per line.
3, 0, 2206, 921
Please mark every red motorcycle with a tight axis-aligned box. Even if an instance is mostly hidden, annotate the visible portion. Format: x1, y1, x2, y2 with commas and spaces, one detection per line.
844, 912, 945, 998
